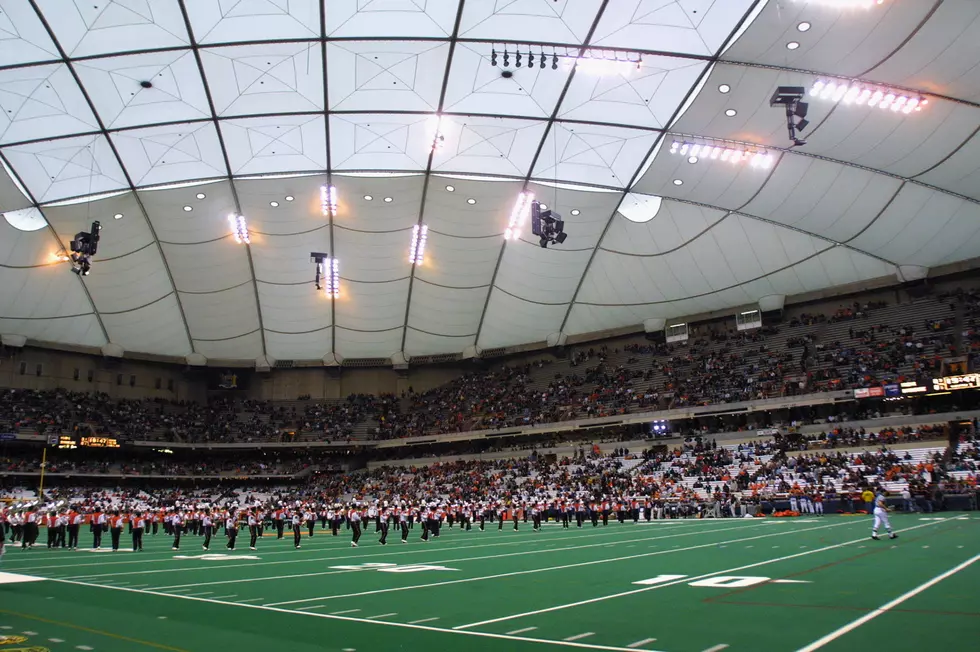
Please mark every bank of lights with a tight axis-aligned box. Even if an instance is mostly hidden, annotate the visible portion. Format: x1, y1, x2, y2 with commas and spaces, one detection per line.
808, 80, 926, 113
229, 213, 250, 244
571, 50, 642, 76
505, 191, 534, 241
669, 141, 773, 169
409, 224, 428, 265
802, 0, 884, 7
317, 258, 339, 298
321, 185, 337, 217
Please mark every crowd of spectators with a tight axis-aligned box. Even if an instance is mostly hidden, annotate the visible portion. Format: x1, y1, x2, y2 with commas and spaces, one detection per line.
1, 290, 977, 444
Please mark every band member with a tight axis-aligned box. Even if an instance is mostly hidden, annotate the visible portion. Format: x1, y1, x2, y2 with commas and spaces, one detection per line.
291, 511, 302, 549
248, 509, 259, 550
45, 512, 57, 548
131, 512, 145, 551
66, 507, 81, 550
225, 511, 238, 550
274, 507, 285, 539
171, 511, 183, 550
399, 506, 409, 542
378, 507, 389, 545
202, 509, 213, 551
92, 508, 105, 549
110, 510, 124, 552
349, 504, 362, 547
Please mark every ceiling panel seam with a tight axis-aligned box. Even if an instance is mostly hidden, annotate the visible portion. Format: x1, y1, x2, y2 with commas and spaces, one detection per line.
0, 152, 109, 343
398, 0, 468, 354
857, 0, 944, 78
176, 0, 266, 358
577, 244, 837, 308
320, 0, 337, 360
25, 0, 192, 353
473, 0, 611, 351
557, 0, 770, 335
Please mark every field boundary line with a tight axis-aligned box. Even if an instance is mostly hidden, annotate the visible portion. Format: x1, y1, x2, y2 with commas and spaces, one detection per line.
42, 579, 668, 652
452, 518, 953, 630
794, 551, 980, 651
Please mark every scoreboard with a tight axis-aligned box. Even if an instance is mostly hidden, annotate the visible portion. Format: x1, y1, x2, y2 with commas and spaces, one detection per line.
50, 434, 121, 449
80, 436, 120, 448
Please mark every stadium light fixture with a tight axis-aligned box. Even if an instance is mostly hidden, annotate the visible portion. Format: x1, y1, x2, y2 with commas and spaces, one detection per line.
808, 78, 926, 113
229, 213, 250, 244
669, 140, 772, 169
311, 253, 339, 298
799, 0, 884, 8
409, 224, 429, 265
505, 191, 534, 241
321, 185, 338, 217
428, 114, 445, 152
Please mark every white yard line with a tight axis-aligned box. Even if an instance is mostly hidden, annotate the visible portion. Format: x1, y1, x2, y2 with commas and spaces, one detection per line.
294, 605, 327, 611
408, 617, 440, 624
329, 609, 361, 615
795, 552, 980, 652
566, 633, 595, 642
364, 613, 398, 620
267, 521, 854, 608
233, 597, 264, 603
12, 522, 712, 577
507, 627, 538, 635
452, 518, 952, 630
627, 638, 657, 649
49, 518, 955, 652
209, 594, 238, 600
702, 645, 729, 652
147, 522, 764, 592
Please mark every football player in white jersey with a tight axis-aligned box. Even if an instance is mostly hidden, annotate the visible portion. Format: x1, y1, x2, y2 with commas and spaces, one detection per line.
871, 491, 898, 541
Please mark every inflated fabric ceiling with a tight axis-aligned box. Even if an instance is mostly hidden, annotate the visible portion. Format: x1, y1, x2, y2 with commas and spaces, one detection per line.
0, 0, 978, 364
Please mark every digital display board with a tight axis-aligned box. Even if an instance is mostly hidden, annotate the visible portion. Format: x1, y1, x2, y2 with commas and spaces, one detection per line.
80, 436, 120, 448
931, 373, 980, 392
56, 435, 76, 449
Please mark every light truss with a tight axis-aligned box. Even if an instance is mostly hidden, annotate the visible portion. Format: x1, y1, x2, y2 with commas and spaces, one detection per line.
409, 224, 428, 265
809, 79, 927, 113
669, 140, 773, 169
321, 185, 338, 217
228, 214, 250, 244
505, 192, 534, 241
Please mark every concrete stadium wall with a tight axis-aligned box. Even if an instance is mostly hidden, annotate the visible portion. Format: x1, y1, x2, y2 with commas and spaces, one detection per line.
0, 347, 206, 402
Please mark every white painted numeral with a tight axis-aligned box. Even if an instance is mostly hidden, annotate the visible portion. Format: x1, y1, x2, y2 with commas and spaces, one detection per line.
688, 576, 770, 588
632, 574, 688, 586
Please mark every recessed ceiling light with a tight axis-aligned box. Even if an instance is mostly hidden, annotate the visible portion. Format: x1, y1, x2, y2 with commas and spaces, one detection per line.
467, 198, 476, 204
797, 21, 811, 32
445, 185, 455, 192
113, 213, 123, 220
196, 193, 206, 200
285, 195, 294, 201
688, 156, 699, 164
182, 205, 192, 212
364, 195, 373, 201
786, 41, 800, 50
672, 179, 683, 186
570, 209, 580, 216
270, 201, 279, 207
383, 197, 393, 203
725, 109, 737, 117
718, 84, 731, 94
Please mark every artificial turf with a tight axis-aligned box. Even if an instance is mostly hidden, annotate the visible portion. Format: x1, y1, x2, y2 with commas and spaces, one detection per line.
0, 513, 977, 652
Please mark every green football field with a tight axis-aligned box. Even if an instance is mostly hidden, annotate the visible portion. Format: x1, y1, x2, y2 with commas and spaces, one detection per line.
1, 514, 978, 652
